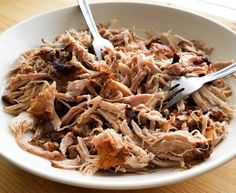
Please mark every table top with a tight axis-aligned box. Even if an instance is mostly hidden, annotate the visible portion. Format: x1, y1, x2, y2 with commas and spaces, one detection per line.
0, 0, 236, 192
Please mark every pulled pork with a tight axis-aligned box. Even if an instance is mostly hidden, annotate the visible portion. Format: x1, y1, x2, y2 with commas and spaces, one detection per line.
2, 23, 233, 175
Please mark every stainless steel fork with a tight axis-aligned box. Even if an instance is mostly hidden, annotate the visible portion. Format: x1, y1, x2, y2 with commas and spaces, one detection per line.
163, 62, 236, 109
77, 0, 114, 60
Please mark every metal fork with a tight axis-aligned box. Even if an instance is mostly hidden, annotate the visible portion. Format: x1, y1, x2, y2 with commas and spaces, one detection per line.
77, 0, 114, 60
163, 62, 236, 109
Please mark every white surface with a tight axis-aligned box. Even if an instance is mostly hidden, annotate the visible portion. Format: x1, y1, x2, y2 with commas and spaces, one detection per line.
197, 0, 236, 9
0, 1, 236, 190
155, 0, 236, 22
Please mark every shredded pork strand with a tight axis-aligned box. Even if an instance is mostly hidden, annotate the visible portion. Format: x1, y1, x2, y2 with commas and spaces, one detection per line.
2, 23, 233, 175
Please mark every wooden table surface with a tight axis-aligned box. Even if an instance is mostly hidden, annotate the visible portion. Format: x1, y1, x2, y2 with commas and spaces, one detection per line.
0, 0, 236, 192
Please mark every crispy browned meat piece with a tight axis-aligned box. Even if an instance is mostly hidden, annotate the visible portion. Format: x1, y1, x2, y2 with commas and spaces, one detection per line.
27, 82, 57, 120
92, 129, 129, 170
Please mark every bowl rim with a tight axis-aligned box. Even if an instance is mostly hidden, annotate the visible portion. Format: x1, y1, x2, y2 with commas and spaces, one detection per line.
0, 1, 236, 190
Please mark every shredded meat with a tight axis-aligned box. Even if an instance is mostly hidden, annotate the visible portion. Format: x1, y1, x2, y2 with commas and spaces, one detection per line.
3, 22, 233, 175
60, 132, 76, 156
11, 112, 63, 161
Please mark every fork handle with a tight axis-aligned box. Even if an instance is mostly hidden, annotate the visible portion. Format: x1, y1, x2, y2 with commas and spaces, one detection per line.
205, 62, 236, 82
77, 0, 100, 38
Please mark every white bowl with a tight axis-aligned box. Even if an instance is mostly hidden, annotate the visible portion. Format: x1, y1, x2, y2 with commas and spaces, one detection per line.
0, 1, 236, 190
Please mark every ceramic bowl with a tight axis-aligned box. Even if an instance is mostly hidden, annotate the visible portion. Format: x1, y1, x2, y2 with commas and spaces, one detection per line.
0, 1, 236, 189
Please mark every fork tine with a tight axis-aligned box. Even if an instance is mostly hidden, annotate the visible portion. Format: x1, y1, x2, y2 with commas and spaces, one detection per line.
162, 88, 185, 110
169, 82, 180, 91
165, 84, 181, 100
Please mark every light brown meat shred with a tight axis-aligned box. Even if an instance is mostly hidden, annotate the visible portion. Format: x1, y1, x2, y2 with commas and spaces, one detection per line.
60, 132, 76, 156
3, 23, 233, 175
130, 121, 213, 166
